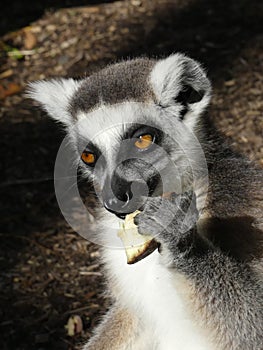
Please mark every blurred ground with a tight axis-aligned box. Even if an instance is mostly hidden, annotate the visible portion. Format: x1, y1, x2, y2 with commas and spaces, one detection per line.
0, 0, 262, 349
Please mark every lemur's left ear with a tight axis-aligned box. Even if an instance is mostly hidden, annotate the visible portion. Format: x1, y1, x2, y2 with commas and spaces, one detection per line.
150, 53, 211, 128
27, 78, 81, 126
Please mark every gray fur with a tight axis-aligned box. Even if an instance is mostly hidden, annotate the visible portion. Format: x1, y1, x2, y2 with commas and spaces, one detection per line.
69, 58, 156, 116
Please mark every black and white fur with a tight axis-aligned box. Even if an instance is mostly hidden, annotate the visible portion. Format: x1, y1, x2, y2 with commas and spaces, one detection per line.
29, 54, 263, 350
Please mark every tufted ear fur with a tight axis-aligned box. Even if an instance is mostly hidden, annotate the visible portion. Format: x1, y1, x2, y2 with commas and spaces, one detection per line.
150, 53, 212, 129
27, 78, 81, 126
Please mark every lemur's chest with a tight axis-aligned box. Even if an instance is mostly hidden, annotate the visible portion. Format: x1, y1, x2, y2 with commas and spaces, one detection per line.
105, 249, 213, 350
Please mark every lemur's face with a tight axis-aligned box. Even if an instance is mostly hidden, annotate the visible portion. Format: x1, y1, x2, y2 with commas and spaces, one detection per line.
75, 102, 182, 218
29, 54, 211, 220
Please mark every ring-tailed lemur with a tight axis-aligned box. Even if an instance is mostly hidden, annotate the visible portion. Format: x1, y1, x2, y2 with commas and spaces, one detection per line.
29, 54, 263, 350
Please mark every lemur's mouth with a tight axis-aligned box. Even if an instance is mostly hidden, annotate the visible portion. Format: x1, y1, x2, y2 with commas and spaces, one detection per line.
103, 193, 147, 219
102, 178, 154, 219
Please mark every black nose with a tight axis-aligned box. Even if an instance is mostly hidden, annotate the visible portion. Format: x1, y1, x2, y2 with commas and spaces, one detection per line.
103, 180, 148, 219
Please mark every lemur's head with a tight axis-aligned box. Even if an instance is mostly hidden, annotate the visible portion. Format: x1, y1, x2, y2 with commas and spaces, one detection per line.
29, 54, 211, 220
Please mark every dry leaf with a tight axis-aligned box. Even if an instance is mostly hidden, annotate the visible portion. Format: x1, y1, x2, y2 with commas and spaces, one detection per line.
23, 29, 37, 50
65, 315, 83, 337
84, 291, 96, 299
0, 85, 5, 99
0, 69, 13, 79
5, 83, 21, 96
224, 80, 236, 87
0, 83, 21, 99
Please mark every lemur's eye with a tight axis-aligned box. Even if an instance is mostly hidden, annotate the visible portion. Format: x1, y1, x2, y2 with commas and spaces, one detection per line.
134, 134, 154, 150
81, 151, 96, 166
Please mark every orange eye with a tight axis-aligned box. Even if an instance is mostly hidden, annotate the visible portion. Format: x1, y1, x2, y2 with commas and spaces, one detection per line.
134, 134, 153, 149
81, 151, 96, 165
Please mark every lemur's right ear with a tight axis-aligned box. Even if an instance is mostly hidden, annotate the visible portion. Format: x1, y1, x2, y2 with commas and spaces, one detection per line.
150, 53, 211, 128
27, 78, 81, 126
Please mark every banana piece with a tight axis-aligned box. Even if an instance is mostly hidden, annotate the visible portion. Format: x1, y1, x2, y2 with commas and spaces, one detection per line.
118, 210, 158, 264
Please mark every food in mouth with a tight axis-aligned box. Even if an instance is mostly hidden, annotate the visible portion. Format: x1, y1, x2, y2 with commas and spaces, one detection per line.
118, 210, 158, 264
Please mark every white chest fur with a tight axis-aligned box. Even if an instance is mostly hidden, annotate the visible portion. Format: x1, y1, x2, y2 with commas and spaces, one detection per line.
104, 248, 213, 350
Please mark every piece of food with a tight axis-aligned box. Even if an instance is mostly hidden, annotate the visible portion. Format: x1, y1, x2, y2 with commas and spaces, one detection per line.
118, 210, 158, 264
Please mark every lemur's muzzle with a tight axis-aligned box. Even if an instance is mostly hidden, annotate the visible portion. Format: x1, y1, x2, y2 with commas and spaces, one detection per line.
102, 178, 149, 219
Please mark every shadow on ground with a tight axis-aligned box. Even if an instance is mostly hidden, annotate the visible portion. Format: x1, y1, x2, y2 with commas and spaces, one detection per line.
0, 0, 116, 35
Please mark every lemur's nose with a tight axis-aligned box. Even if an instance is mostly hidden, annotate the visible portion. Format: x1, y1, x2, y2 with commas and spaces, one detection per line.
103, 179, 148, 219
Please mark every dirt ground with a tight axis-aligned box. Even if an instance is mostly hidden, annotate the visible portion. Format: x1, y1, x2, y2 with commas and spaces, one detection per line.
0, 0, 262, 349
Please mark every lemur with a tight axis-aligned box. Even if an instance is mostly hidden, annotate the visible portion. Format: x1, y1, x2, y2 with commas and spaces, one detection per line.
29, 54, 263, 350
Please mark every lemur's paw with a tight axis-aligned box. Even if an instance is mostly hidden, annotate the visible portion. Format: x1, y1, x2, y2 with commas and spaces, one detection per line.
134, 191, 198, 245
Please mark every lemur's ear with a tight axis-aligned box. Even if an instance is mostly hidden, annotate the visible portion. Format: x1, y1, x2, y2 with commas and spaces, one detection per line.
27, 78, 81, 126
150, 53, 211, 128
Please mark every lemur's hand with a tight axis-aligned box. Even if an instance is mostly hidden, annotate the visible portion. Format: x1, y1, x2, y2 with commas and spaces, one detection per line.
134, 191, 198, 248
